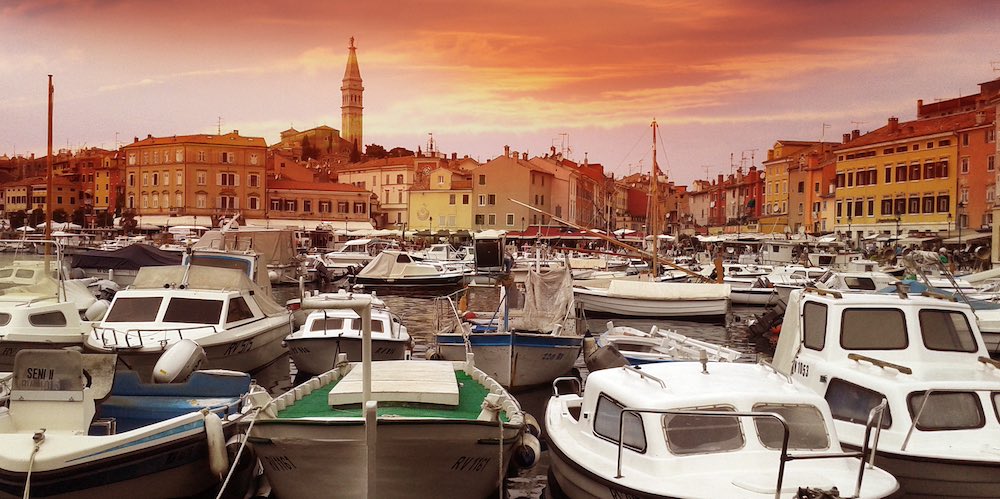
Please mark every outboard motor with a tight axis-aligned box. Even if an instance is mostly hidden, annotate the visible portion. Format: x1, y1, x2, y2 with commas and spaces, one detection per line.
152, 339, 207, 383
582, 333, 628, 372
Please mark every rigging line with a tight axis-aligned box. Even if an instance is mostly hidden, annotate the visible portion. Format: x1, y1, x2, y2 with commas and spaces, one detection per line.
656, 124, 672, 177
612, 128, 649, 175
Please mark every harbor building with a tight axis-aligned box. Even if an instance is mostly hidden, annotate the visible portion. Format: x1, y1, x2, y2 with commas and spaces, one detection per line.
406, 167, 473, 232
471, 148, 553, 232
760, 140, 834, 234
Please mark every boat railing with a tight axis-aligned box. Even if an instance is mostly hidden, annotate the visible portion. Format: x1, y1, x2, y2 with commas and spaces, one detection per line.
616, 403, 887, 499
621, 365, 666, 389
901, 388, 994, 451
551, 376, 581, 397
91, 324, 219, 349
757, 359, 793, 384
847, 353, 912, 375
978, 356, 1000, 369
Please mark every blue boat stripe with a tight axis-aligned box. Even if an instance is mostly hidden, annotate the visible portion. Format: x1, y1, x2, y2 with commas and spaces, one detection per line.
67, 420, 205, 463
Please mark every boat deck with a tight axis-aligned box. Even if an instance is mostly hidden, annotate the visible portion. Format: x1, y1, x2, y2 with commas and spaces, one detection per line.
277, 370, 506, 421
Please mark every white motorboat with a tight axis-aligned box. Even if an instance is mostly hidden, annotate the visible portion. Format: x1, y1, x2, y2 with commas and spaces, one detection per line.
350, 250, 466, 288
729, 276, 779, 306
321, 238, 399, 274
774, 287, 1000, 498
545, 360, 899, 498
573, 279, 730, 321
0, 349, 260, 499
596, 321, 742, 364
434, 268, 583, 390
285, 290, 411, 375
246, 357, 531, 499
86, 261, 291, 379
194, 227, 305, 285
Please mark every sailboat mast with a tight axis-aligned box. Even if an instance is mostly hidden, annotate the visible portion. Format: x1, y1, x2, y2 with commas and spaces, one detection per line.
45, 75, 54, 269
650, 119, 659, 278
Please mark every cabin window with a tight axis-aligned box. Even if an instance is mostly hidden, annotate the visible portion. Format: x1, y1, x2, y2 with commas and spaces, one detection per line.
226, 297, 255, 323
310, 317, 345, 332
843, 277, 876, 290
16, 269, 33, 279
752, 403, 830, 451
802, 302, 827, 350
594, 394, 647, 452
163, 298, 223, 324
28, 311, 67, 327
105, 297, 163, 322
189, 255, 252, 276
662, 405, 743, 455
395, 253, 411, 263
0, 313, 9, 326
918, 310, 977, 353
349, 318, 385, 333
841, 308, 907, 350
907, 391, 984, 431
825, 379, 892, 428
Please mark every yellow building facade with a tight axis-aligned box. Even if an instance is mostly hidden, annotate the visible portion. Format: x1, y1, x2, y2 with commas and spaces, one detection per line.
834, 115, 968, 240
406, 167, 473, 231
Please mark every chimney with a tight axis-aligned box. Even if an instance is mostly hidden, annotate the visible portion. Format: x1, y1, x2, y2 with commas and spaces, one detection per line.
233, 129, 239, 135
887, 117, 899, 133
851, 129, 860, 140
146, 134, 152, 139
842, 133, 851, 144
522, 152, 528, 160
451, 152, 457, 160
584, 152, 588, 166
503, 145, 510, 158
134, 137, 139, 143
976, 111, 986, 125
767, 149, 774, 161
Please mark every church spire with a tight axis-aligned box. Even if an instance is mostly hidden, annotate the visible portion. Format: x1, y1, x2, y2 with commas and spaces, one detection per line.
341, 36, 364, 150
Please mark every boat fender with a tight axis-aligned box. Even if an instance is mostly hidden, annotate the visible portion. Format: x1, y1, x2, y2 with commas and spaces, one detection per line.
152, 339, 207, 383
217, 433, 258, 499
204, 411, 229, 480
267, 270, 279, 282
513, 433, 541, 469
425, 348, 442, 360
770, 324, 782, 335
84, 299, 110, 321
523, 413, 541, 438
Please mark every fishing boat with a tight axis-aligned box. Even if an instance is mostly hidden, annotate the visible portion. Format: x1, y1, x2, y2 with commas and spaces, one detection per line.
350, 250, 466, 289
596, 321, 742, 364
0, 348, 260, 499
545, 360, 899, 498
728, 276, 779, 306
433, 267, 583, 390
573, 279, 730, 321
85, 259, 291, 379
246, 295, 534, 499
773, 286, 1000, 498
321, 237, 399, 275
284, 290, 411, 375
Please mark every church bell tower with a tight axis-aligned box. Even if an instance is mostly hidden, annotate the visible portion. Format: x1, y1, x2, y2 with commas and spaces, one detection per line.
341, 36, 364, 151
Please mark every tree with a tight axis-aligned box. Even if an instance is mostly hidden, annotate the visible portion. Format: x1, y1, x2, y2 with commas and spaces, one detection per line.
52, 208, 68, 223
96, 211, 114, 228
9, 210, 26, 229
121, 209, 137, 235
71, 207, 86, 227
388, 147, 414, 157
366, 144, 388, 159
28, 208, 45, 227
349, 139, 361, 163
301, 135, 319, 160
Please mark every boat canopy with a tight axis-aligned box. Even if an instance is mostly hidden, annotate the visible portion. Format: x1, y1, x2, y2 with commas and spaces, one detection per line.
71, 244, 181, 271
195, 229, 297, 266
605, 280, 730, 300
131, 265, 285, 315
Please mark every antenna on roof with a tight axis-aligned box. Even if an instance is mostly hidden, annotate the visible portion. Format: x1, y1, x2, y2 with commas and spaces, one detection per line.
701, 165, 713, 179
217, 116, 223, 135
850, 120, 867, 129
992, 61, 1000, 72
820, 123, 830, 142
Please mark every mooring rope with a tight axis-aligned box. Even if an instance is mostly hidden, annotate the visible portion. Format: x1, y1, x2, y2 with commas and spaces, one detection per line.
23, 429, 46, 499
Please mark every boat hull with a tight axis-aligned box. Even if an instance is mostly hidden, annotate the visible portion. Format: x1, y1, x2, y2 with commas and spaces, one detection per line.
0, 341, 85, 372
352, 274, 465, 288
435, 332, 582, 390
729, 288, 777, 306
573, 290, 727, 321
547, 438, 674, 499
250, 422, 519, 499
285, 336, 409, 375
844, 444, 1000, 499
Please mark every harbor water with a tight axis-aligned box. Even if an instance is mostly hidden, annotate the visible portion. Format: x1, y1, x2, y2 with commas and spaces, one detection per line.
257, 283, 766, 499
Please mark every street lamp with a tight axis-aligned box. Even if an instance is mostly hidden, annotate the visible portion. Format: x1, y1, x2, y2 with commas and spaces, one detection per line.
847, 215, 853, 248
521, 216, 525, 233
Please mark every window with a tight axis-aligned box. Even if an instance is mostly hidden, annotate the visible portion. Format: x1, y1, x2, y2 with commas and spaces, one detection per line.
303, 200, 312, 213
988, 128, 996, 143
895, 164, 907, 182
163, 298, 223, 324
853, 199, 863, 217
318, 201, 331, 213
283, 199, 297, 211
141, 194, 149, 209
924, 162, 936, 179
894, 198, 906, 216
196, 170, 207, 185
488, 194, 496, 205
0, 313, 8, 327
226, 297, 255, 323
881, 199, 893, 216
248, 196, 260, 210
478, 195, 486, 206
338, 201, 348, 213
142, 172, 148, 186
197, 150, 206, 162
961, 157, 970, 174
396, 174, 404, 184
910, 163, 921, 181
663, 406, 743, 455
175, 193, 182, 208
919, 310, 976, 352
752, 404, 829, 451
176, 171, 183, 185
922, 196, 935, 214
353, 202, 366, 214
594, 394, 646, 452
803, 302, 827, 350
938, 160, 949, 178
175, 149, 184, 162
836, 173, 845, 188
196, 193, 207, 208
797, 181, 804, 193
939, 139, 951, 147
449, 194, 456, 205
128, 153, 136, 166
221, 152, 233, 163
908, 196, 920, 214
841, 308, 907, 349
962, 132, 969, 146
474, 214, 485, 225
836, 201, 842, 217
437, 175, 444, 184
937, 195, 950, 213
826, 379, 892, 428
867, 198, 874, 217
506, 213, 514, 226
844, 277, 877, 290
907, 392, 983, 431
478, 175, 486, 185
462, 194, 469, 204
249, 174, 260, 187
219, 172, 237, 186
487, 214, 496, 225
28, 311, 68, 327
989, 156, 995, 172
847, 171, 853, 187
106, 297, 163, 322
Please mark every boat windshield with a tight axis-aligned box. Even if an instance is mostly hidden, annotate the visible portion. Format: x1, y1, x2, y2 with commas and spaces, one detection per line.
105, 297, 163, 322
309, 317, 384, 333
752, 403, 830, 450
918, 310, 977, 353
0, 313, 9, 326
0, 242, 65, 296
841, 308, 908, 350
662, 405, 744, 455
163, 297, 224, 325
908, 391, 984, 430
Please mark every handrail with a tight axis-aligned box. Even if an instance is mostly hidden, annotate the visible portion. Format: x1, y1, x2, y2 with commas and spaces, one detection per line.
551, 376, 581, 397
978, 356, 1000, 369
847, 353, 912, 375
614, 408, 877, 499
757, 359, 793, 384
901, 388, 994, 451
92, 324, 219, 349
621, 365, 666, 389
857, 399, 888, 496
803, 287, 843, 299
920, 290, 956, 302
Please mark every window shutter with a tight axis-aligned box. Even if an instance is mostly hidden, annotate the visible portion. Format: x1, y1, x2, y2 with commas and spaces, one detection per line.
216, 173, 222, 186
217, 196, 222, 208
234, 174, 240, 187
234, 198, 240, 209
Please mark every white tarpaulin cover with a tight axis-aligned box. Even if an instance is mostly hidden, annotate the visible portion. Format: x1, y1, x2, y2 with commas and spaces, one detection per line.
195, 229, 297, 267
772, 288, 803, 376
606, 280, 730, 300
513, 267, 574, 334
131, 265, 285, 316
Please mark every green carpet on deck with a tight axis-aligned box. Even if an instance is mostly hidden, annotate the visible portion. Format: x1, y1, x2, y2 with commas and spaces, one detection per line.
277, 370, 507, 421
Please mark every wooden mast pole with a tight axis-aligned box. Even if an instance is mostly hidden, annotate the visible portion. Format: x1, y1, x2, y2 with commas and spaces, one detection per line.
45, 75, 54, 270
650, 119, 659, 279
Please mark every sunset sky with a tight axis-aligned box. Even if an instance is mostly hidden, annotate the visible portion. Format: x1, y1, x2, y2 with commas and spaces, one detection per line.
2, 0, 998, 184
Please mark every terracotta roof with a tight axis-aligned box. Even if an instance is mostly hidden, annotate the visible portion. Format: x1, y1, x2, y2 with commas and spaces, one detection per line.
836, 108, 995, 151
127, 132, 267, 148
268, 180, 365, 192
4, 176, 77, 188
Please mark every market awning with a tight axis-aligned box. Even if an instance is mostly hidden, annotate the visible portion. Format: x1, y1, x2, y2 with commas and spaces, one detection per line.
897, 235, 940, 245
941, 232, 991, 245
